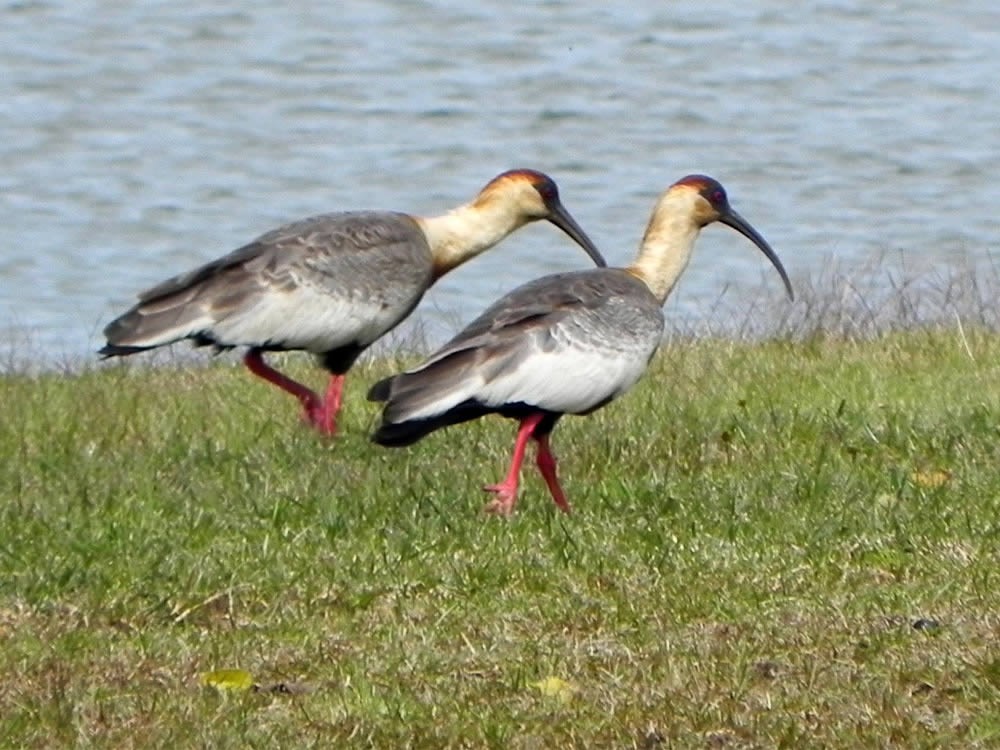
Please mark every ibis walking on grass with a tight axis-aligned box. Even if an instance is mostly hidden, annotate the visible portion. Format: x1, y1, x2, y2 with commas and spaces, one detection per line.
100, 170, 605, 435
369, 175, 794, 514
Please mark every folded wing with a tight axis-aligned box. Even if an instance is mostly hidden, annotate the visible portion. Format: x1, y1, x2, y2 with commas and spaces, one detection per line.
370, 269, 664, 445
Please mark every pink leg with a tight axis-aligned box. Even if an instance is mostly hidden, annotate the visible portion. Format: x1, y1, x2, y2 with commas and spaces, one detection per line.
243, 350, 324, 428
315, 374, 346, 436
483, 413, 545, 516
535, 435, 572, 513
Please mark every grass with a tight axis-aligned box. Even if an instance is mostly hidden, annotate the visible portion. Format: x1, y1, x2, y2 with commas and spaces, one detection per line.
3, 324, 1000, 747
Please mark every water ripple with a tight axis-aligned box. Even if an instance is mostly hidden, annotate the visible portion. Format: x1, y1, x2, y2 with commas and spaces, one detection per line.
2, 0, 999, 360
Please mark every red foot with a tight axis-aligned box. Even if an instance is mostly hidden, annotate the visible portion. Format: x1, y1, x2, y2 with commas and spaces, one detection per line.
536, 435, 572, 513
483, 482, 519, 516
481, 413, 546, 516
311, 374, 345, 436
244, 350, 334, 435
480, 415, 573, 515
300, 398, 329, 433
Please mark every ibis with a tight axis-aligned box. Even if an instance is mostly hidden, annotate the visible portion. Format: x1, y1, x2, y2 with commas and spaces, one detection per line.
100, 169, 605, 434
369, 175, 793, 514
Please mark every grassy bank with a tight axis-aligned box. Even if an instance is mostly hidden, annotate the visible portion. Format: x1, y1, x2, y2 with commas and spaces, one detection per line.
3, 327, 1000, 748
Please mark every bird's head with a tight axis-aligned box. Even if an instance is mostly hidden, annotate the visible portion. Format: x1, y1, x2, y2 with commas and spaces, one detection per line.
666, 174, 794, 299
474, 169, 606, 267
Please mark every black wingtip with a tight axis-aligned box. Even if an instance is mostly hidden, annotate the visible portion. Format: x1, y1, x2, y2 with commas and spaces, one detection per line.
366, 376, 394, 403
98, 343, 150, 359
370, 419, 437, 448
370, 399, 494, 448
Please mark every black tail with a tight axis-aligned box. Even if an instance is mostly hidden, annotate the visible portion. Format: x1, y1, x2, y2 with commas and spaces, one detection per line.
366, 375, 394, 403
371, 399, 494, 447
372, 418, 445, 447
98, 343, 154, 359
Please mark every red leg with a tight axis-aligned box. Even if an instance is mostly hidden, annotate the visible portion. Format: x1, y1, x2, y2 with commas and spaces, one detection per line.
316, 374, 346, 436
535, 434, 571, 513
243, 350, 324, 427
483, 413, 545, 516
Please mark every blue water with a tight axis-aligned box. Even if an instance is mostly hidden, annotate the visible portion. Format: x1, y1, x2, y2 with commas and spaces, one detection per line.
3, 1, 998, 361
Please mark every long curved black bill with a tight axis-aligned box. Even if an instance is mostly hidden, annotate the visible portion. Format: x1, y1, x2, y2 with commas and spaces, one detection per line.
547, 202, 607, 268
720, 209, 794, 300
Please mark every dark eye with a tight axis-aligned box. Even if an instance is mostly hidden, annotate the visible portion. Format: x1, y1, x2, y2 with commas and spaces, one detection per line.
535, 177, 559, 204
711, 190, 725, 205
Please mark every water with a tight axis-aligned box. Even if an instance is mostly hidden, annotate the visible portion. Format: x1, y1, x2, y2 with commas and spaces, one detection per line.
3, 1, 998, 362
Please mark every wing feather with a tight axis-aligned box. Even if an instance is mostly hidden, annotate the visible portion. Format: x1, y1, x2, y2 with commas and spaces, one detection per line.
370, 269, 664, 426
102, 211, 431, 354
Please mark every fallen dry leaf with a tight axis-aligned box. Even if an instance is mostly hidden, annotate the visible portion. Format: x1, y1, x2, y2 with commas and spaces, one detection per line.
201, 668, 254, 692
911, 470, 952, 488
531, 676, 577, 703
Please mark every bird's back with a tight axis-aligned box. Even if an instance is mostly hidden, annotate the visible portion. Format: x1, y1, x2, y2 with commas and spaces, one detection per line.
369, 267, 665, 444
102, 211, 435, 356
415, 267, 664, 373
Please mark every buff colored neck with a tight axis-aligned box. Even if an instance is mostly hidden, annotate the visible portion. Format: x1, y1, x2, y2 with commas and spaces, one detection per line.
626, 190, 703, 305
416, 197, 530, 281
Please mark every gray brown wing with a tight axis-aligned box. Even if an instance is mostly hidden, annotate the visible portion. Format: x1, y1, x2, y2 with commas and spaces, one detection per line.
418, 268, 647, 366
136, 211, 424, 304
103, 211, 431, 351
368, 268, 661, 405
368, 267, 664, 436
